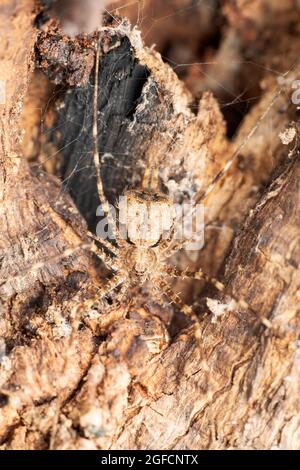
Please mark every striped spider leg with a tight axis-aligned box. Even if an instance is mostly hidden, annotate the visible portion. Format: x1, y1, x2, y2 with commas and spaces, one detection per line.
156, 92, 284, 332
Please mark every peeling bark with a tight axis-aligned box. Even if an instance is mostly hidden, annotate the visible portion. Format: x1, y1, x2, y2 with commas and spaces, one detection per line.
0, 0, 300, 450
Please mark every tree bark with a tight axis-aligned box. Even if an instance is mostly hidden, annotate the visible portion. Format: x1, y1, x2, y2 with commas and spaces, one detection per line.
0, 0, 300, 450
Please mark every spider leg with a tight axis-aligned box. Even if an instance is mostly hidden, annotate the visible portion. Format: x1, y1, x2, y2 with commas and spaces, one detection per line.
141, 139, 162, 192
158, 227, 176, 253
149, 282, 174, 310
44, 203, 119, 268
162, 88, 284, 258
158, 203, 204, 259
65, 271, 127, 333
194, 89, 283, 206
92, 31, 119, 244
142, 154, 159, 191
161, 265, 272, 329
87, 229, 118, 255
89, 240, 119, 271
152, 276, 202, 341
108, 276, 130, 309
73, 271, 128, 314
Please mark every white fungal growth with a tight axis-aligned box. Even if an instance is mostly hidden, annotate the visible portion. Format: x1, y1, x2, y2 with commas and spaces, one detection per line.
80, 407, 103, 435
46, 306, 72, 339
279, 127, 296, 145
206, 297, 237, 323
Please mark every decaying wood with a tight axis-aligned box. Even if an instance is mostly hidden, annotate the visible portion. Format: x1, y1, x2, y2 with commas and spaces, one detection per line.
0, 0, 299, 450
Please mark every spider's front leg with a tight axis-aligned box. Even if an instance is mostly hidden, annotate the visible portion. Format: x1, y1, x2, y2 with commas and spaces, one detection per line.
69, 270, 129, 329
87, 229, 118, 256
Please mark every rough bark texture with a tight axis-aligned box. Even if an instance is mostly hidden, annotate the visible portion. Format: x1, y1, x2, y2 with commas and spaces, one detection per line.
0, 0, 300, 450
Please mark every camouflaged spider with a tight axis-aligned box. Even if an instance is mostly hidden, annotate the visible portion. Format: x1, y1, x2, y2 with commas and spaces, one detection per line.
69, 33, 274, 339
13, 30, 276, 339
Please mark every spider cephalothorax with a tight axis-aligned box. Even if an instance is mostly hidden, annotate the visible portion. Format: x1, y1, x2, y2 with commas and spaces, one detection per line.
117, 188, 174, 281
124, 245, 158, 280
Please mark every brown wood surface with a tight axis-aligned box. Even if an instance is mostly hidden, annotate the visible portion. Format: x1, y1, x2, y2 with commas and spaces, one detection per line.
0, 0, 299, 449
